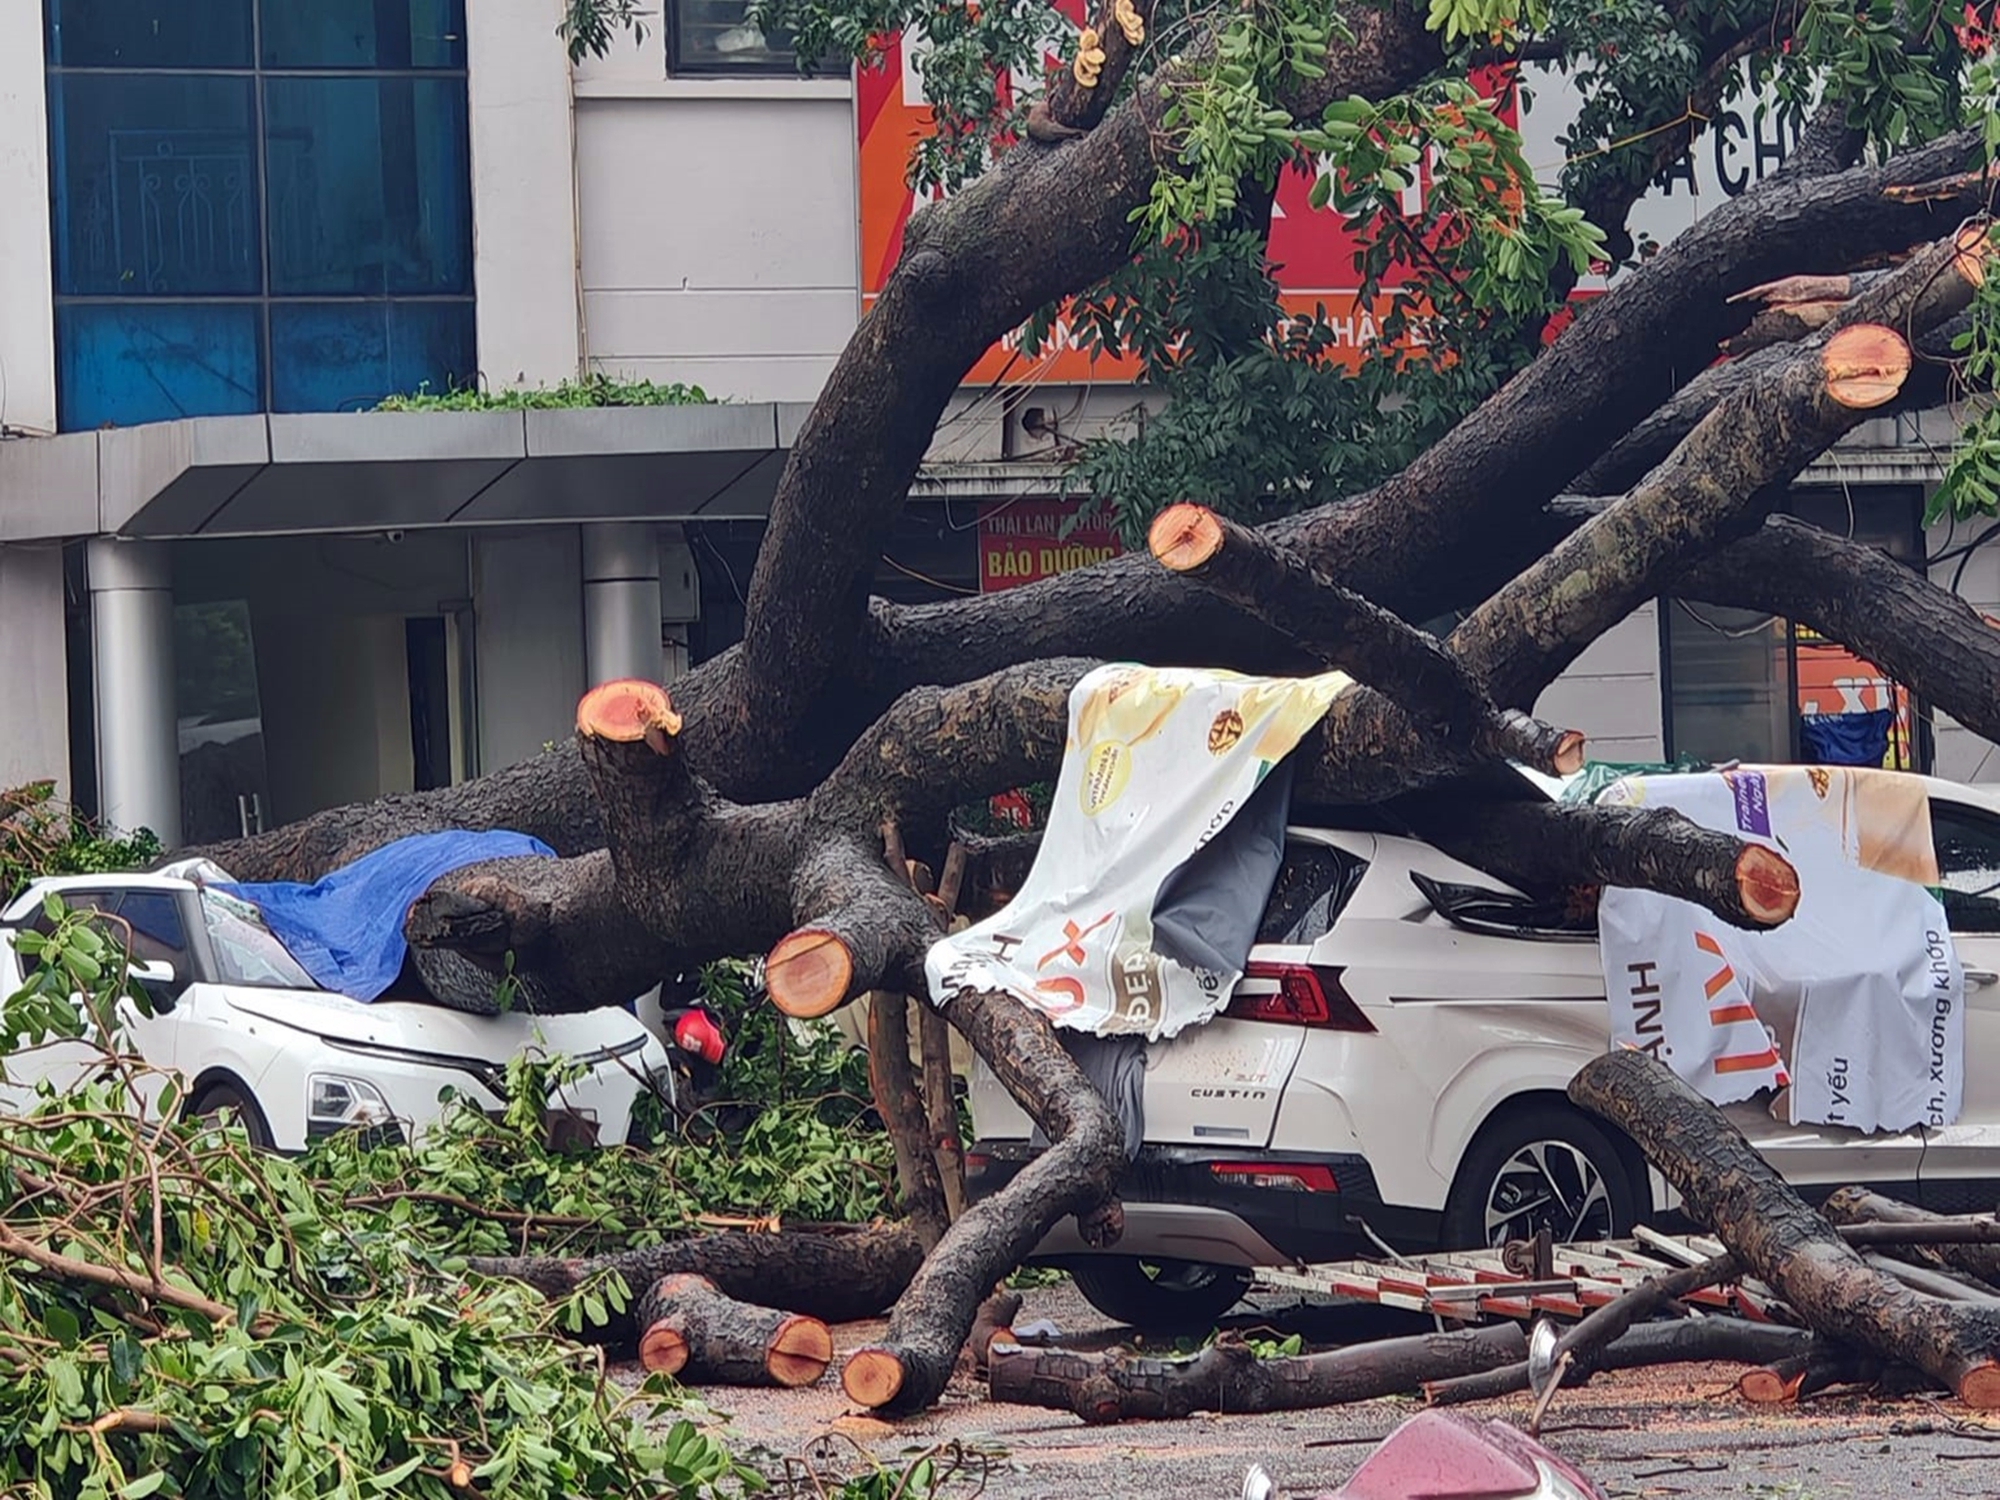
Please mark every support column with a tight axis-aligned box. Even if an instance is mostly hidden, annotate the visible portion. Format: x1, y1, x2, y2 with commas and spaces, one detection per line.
582, 523, 663, 686
87, 538, 181, 846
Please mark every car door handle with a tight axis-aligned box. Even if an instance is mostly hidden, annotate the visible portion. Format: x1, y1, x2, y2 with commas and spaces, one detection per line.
1967, 968, 1999, 990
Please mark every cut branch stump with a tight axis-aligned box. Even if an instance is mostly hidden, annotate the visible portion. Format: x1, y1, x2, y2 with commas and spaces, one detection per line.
635, 1273, 834, 1387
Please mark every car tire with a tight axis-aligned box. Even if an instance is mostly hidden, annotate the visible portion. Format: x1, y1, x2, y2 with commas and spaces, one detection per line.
187, 1079, 276, 1153
1069, 1257, 1252, 1333
1441, 1102, 1638, 1250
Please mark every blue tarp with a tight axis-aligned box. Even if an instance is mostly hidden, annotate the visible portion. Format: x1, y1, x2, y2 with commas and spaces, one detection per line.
216, 830, 557, 1001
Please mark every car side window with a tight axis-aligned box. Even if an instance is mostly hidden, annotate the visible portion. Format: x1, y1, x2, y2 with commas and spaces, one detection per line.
1932, 802, 2000, 935
111, 892, 191, 971
1257, 841, 1366, 946
20, 889, 191, 973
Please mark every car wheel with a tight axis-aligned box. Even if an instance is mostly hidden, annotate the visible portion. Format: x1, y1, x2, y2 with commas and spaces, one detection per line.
1441, 1103, 1637, 1250
187, 1079, 276, 1152
1069, 1257, 1252, 1333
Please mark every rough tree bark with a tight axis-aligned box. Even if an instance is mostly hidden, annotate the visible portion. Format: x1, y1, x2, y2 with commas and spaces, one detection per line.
1570, 1050, 2000, 1407
988, 1322, 1528, 1423
1409, 797, 1800, 930
1822, 1187, 2000, 1291
1426, 1319, 1811, 1406
466, 1222, 924, 1350
841, 988, 1126, 1414
633, 1273, 834, 1387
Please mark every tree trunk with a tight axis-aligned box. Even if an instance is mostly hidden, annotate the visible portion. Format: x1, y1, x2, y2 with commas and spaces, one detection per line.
1425, 1318, 1811, 1406
635, 1272, 834, 1387
841, 989, 1126, 1414
1823, 1188, 2000, 1291
464, 1221, 924, 1349
988, 1322, 1527, 1423
1736, 1339, 1896, 1404
868, 989, 951, 1248
965, 1287, 1023, 1375
1410, 797, 1799, 930
1570, 1050, 2000, 1408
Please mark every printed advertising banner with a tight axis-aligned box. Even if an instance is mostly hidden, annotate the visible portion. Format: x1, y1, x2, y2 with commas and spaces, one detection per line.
926, 664, 1351, 1039
1597, 767, 1963, 1134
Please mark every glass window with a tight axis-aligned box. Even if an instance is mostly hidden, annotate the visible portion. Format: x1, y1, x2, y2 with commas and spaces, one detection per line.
49, 74, 261, 296
263, 77, 471, 296
45, 0, 477, 428
668, 0, 834, 74
1933, 803, 2000, 935
55, 303, 262, 429
270, 300, 475, 412
1664, 603, 1794, 765
1257, 842, 1366, 946
47, 0, 253, 68
259, 0, 465, 69
200, 889, 316, 989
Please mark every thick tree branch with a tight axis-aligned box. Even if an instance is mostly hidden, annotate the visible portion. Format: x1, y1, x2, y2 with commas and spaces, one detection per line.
1410, 798, 1800, 930
1149, 502, 1584, 773
1570, 1049, 2000, 1407
1451, 222, 1987, 707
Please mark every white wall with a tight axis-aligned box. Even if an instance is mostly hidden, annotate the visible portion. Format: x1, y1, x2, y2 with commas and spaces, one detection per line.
0, 0, 55, 435
1535, 603, 1666, 765
0, 544, 69, 791
570, 28, 858, 403
473, 527, 586, 771
1929, 514, 2000, 785
468, 0, 584, 390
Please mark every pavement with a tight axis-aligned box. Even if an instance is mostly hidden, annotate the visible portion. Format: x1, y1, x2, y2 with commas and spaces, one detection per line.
639, 1280, 2000, 1499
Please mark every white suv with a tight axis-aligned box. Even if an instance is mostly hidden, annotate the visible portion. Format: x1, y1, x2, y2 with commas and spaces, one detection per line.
965, 771, 2000, 1331
0, 875, 676, 1153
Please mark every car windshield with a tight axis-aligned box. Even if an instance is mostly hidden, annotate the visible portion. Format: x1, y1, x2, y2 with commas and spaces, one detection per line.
198, 889, 318, 990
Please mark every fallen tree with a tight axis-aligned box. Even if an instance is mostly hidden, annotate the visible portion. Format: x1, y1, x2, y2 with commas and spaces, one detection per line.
164, 0, 2000, 1416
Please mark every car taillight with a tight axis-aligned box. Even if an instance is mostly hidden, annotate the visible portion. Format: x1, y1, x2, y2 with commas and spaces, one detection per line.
1210, 1162, 1340, 1192
1226, 962, 1375, 1032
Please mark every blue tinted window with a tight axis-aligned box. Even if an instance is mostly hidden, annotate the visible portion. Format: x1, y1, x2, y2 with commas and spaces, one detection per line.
270, 301, 475, 412
264, 78, 471, 296
49, 74, 261, 296
47, 0, 253, 68
46, 0, 476, 429
56, 303, 262, 429
259, 0, 465, 68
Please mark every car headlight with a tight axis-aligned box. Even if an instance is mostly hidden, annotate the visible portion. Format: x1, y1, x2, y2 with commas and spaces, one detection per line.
309, 1074, 393, 1129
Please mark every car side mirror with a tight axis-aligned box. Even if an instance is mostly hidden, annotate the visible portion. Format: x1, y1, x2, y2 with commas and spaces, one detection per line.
131, 959, 178, 998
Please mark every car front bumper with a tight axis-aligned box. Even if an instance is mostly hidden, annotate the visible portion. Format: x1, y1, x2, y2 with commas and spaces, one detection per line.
967, 1140, 1443, 1268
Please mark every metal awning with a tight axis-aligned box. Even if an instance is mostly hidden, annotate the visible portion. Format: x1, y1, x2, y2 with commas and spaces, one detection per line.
0, 403, 819, 541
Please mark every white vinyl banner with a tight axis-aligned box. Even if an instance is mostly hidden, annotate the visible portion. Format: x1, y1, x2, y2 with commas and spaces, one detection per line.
1597, 767, 1963, 1134
925, 663, 1351, 1041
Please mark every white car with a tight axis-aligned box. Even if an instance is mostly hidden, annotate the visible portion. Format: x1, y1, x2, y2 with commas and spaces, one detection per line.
966, 770, 2000, 1332
0, 874, 676, 1153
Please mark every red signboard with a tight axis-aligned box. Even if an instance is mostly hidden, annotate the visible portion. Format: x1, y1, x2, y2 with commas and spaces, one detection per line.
978, 499, 1123, 591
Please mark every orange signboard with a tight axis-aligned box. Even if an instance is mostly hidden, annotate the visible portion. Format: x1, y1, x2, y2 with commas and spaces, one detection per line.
1795, 630, 1916, 770
978, 499, 1123, 590
856, 24, 1516, 384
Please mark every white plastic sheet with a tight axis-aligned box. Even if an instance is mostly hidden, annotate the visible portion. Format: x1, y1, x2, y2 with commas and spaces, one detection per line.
925, 663, 1351, 1040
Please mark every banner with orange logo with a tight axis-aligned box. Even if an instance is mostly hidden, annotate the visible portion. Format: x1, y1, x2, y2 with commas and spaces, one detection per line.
925, 663, 1351, 1039
1597, 766, 1963, 1132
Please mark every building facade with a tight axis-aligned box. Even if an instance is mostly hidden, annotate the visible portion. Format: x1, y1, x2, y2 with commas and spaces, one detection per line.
0, 0, 1984, 850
